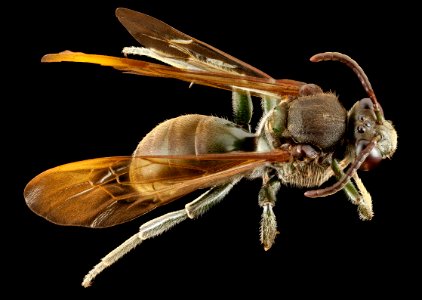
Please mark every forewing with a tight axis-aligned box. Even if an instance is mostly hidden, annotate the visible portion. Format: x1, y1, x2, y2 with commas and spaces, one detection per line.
25, 157, 138, 228
115, 7, 272, 78
41, 52, 304, 98
24, 152, 290, 228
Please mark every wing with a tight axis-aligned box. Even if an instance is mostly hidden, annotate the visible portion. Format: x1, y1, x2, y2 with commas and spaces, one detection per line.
41, 8, 306, 98
41, 51, 303, 98
115, 7, 272, 78
24, 151, 290, 228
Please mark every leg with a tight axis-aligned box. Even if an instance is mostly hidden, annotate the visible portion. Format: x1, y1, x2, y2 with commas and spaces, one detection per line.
232, 89, 253, 131
82, 180, 239, 287
185, 178, 240, 218
352, 173, 374, 220
331, 159, 373, 220
258, 170, 281, 251
82, 210, 187, 288
256, 96, 288, 149
304, 137, 379, 200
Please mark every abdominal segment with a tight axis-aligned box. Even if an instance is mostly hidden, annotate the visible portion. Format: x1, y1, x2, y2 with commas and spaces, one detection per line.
129, 114, 255, 194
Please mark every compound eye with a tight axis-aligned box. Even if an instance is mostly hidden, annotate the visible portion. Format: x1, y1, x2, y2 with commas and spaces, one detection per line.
356, 140, 382, 171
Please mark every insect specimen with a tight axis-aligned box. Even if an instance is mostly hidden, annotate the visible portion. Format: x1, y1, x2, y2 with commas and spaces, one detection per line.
25, 7, 398, 287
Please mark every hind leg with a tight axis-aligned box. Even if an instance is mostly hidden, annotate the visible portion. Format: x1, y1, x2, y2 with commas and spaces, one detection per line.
232, 89, 253, 131
82, 179, 239, 287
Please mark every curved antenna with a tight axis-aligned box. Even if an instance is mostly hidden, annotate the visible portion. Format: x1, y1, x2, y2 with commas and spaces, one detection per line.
310, 52, 384, 124
304, 136, 380, 198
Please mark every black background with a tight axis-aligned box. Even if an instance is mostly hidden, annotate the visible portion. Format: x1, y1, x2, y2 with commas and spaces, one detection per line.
8, 0, 418, 297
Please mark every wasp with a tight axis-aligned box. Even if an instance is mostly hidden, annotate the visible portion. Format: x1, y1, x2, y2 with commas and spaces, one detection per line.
26, 8, 398, 287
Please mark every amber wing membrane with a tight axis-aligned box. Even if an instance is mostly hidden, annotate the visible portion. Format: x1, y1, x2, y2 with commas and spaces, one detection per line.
33, 9, 298, 228
24, 152, 290, 228
42, 52, 303, 98
41, 7, 305, 98
115, 7, 273, 78
114, 7, 304, 94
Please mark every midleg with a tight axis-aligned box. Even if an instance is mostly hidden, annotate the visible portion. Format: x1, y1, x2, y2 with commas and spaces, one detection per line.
258, 170, 281, 251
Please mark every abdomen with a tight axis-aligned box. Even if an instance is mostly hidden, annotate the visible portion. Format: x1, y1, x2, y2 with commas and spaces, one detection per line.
133, 114, 254, 156
130, 114, 255, 193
